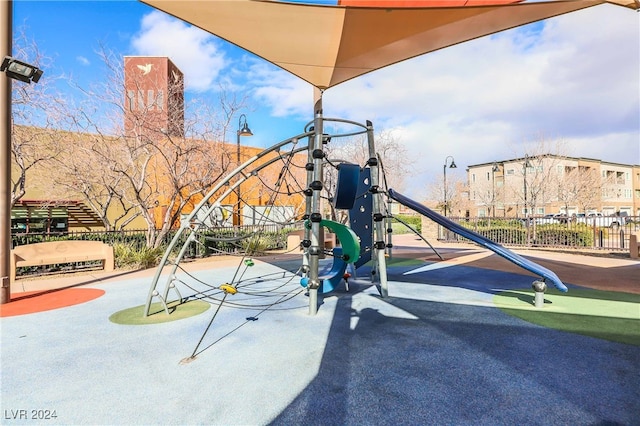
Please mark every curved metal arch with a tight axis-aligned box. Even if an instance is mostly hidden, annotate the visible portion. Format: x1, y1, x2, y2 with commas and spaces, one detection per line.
144, 132, 312, 316
304, 117, 369, 139
144, 118, 380, 317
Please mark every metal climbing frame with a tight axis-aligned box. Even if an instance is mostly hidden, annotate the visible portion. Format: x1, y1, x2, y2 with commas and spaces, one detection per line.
143, 133, 310, 316
143, 115, 388, 317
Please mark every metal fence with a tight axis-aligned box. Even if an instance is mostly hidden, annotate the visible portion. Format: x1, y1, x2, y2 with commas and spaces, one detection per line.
10, 223, 305, 280
439, 216, 640, 252
11, 222, 303, 254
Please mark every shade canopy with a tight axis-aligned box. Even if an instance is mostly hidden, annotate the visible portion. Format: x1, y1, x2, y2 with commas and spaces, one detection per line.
140, 0, 637, 90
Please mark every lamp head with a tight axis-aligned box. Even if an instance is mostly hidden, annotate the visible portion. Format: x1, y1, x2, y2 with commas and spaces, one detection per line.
238, 122, 253, 137
1, 56, 43, 84
444, 156, 457, 169
237, 114, 253, 137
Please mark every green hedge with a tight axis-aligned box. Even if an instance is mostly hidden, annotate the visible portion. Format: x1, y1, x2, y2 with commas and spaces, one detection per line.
391, 214, 421, 234
535, 228, 594, 247
458, 222, 594, 247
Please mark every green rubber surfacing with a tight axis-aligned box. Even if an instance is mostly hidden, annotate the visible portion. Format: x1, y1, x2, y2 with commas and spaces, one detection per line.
494, 288, 640, 346
109, 299, 211, 325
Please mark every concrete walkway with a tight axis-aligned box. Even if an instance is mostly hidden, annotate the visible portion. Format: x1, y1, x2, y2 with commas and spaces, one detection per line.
1, 235, 638, 425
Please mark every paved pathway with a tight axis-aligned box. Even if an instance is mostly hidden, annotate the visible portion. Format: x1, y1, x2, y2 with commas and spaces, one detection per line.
1, 236, 638, 425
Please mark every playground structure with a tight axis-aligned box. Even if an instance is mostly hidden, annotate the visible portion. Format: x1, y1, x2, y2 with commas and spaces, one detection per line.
141, 0, 637, 325
144, 117, 391, 317
144, 114, 569, 321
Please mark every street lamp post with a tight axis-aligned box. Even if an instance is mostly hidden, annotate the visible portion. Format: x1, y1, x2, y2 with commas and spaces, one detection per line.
1, 5, 44, 305
522, 154, 532, 245
523, 154, 531, 219
235, 114, 252, 227
443, 155, 457, 217
491, 162, 499, 217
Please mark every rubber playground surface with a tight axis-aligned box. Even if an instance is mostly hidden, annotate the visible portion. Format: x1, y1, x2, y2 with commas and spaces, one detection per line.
1, 234, 638, 425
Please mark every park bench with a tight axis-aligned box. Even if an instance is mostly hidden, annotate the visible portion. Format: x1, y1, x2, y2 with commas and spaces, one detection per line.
630, 234, 640, 260
287, 229, 336, 255
10, 240, 115, 281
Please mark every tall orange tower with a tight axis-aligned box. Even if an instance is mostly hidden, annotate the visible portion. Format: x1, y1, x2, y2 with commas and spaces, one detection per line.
123, 56, 184, 138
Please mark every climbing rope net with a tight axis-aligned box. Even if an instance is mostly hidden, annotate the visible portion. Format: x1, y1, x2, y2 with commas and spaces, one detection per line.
144, 118, 383, 359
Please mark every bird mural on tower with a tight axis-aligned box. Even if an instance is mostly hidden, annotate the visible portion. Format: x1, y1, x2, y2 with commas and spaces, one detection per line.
137, 63, 153, 75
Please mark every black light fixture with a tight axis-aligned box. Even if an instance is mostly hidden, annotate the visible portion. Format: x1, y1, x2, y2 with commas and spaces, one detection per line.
443, 155, 457, 217
1, 56, 43, 84
238, 114, 253, 137
235, 114, 253, 226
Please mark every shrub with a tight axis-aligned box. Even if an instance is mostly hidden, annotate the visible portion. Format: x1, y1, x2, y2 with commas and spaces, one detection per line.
535, 228, 593, 247
393, 215, 421, 234
457, 220, 528, 245
242, 236, 271, 255
113, 242, 164, 269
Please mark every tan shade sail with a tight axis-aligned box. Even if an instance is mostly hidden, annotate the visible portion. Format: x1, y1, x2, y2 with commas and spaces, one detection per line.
140, 0, 637, 90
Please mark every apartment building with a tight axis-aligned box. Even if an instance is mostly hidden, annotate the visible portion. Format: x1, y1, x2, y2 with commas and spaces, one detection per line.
467, 155, 639, 217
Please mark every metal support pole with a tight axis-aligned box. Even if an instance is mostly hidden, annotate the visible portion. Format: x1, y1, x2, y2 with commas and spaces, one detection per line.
301, 133, 314, 276
0, 0, 12, 304
532, 280, 546, 309
443, 163, 447, 217
235, 129, 241, 226
367, 121, 388, 297
386, 196, 393, 260
307, 88, 324, 315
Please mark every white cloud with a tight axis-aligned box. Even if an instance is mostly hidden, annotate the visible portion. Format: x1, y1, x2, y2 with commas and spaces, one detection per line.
76, 56, 90, 66
129, 5, 638, 200
314, 6, 638, 197
248, 60, 313, 118
130, 11, 227, 92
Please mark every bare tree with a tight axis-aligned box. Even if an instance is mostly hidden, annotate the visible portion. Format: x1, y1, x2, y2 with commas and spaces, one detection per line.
322, 129, 412, 222
52, 46, 247, 247
503, 138, 568, 217
427, 173, 466, 216
556, 163, 601, 215
10, 27, 66, 207
469, 173, 495, 217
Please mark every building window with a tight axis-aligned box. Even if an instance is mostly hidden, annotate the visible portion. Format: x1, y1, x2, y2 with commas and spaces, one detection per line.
156, 90, 164, 111
147, 90, 155, 110
127, 90, 135, 110
506, 169, 514, 176
11, 206, 69, 234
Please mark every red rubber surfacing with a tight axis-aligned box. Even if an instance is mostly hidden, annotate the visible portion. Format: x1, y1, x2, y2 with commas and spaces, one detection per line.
0, 288, 105, 317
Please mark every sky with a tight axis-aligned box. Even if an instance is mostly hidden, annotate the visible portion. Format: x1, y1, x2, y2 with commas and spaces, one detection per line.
11, 0, 640, 199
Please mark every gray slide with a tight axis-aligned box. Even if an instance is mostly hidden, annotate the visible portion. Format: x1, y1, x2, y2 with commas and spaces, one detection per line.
388, 189, 567, 292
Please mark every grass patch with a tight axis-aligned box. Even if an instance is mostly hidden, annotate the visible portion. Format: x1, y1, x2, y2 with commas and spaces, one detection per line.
362, 256, 425, 267
494, 288, 640, 346
109, 299, 210, 325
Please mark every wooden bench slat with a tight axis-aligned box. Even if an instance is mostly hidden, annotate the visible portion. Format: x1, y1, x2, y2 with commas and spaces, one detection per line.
11, 241, 115, 281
